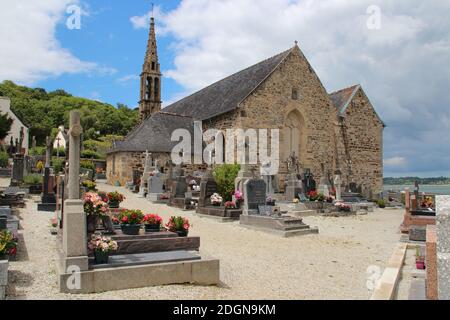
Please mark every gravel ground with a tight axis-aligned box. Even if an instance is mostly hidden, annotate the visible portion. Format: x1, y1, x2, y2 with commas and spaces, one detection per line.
4, 179, 404, 300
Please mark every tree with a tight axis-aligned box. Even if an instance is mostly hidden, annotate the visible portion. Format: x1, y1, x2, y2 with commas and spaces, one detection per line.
0, 111, 13, 140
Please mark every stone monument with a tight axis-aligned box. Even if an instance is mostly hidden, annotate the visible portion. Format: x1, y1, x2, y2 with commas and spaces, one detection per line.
436, 196, 450, 300
285, 152, 303, 201
240, 177, 318, 237
146, 161, 165, 202
38, 136, 57, 211
59, 111, 89, 289
138, 150, 152, 198
334, 170, 342, 201
317, 163, 330, 197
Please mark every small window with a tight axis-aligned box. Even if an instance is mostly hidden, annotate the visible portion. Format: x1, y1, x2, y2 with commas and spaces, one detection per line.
292, 88, 299, 100
152, 62, 155, 70
240, 110, 247, 117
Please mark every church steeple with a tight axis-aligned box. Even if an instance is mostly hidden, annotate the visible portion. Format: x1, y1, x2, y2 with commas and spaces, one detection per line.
139, 15, 162, 121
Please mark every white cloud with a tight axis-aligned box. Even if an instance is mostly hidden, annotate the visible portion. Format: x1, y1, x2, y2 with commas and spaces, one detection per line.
384, 157, 407, 167
117, 74, 139, 83
0, 0, 103, 85
130, 0, 450, 176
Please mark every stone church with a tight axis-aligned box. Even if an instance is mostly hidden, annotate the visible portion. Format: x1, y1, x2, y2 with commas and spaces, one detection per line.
107, 17, 384, 196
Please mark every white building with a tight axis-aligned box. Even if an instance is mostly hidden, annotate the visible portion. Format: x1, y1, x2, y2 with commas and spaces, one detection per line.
0, 96, 29, 154
53, 125, 68, 150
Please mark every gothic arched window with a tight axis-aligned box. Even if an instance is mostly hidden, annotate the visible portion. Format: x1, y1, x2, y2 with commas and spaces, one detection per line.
154, 78, 159, 101
292, 88, 299, 100
146, 76, 152, 100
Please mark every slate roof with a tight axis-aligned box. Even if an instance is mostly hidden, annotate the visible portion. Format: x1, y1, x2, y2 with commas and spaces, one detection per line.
328, 84, 360, 115
329, 84, 385, 126
163, 48, 294, 120
109, 112, 194, 153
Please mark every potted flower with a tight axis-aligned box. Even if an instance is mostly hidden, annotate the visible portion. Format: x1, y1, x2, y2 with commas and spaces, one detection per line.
88, 234, 118, 264
210, 193, 223, 206
83, 192, 109, 234
326, 196, 334, 203
143, 213, 163, 232
107, 191, 125, 209
308, 190, 318, 201
118, 209, 144, 235
377, 199, 386, 209
225, 201, 236, 210
50, 218, 58, 235
336, 202, 351, 212
233, 190, 243, 208
0, 230, 18, 261
166, 216, 191, 237
416, 246, 426, 270
266, 196, 276, 206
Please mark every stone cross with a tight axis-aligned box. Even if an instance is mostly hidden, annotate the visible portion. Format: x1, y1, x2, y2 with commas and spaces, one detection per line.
18, 127, 24, 153
67, 111, 83, 200
61, 110, 88, 279
45, 136, 52, 168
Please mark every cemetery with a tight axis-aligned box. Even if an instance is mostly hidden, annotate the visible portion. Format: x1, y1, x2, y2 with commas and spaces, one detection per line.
0, 5, 448, 302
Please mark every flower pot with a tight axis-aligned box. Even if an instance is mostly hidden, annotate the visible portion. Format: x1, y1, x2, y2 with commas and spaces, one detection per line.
212, 202, 221, 207
266, 201, 275, 206
121, 224, 141, 235
379, 205, 386, 209
86, 214, 99, 234
416, 260, 426, 270
176, 230, 189, 237
109, 201, 120, 209
0, 254, 9, 261
145, 224, 161, 232
94, 250, 109, 264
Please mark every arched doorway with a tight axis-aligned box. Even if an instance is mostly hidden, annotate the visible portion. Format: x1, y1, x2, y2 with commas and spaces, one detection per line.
283, 109, 306, 165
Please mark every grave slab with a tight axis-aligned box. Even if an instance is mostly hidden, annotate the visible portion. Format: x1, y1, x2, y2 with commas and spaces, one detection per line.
58, 256, 220, 294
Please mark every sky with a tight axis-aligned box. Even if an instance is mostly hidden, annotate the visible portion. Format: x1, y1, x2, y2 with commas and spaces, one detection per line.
0, 0, 449, 178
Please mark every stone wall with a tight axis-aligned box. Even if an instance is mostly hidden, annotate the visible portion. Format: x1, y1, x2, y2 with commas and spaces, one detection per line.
336, 88, 384, 196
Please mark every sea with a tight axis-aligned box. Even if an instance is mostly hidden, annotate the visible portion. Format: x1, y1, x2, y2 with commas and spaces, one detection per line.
383, 185, 450, 195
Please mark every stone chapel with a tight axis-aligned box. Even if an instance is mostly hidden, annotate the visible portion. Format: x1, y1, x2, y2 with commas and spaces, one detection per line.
107, 17, 384, 196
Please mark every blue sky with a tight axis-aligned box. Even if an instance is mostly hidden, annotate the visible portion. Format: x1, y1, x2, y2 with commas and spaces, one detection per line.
1, 0, 450, 178
39, 0, 182, 107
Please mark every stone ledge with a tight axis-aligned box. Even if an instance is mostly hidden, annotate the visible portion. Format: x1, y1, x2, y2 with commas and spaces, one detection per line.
371, 243, 407, 300
58, 257, 220, 294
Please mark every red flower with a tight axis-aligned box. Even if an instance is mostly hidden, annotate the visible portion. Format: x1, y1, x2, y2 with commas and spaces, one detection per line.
121, 216, 128, 223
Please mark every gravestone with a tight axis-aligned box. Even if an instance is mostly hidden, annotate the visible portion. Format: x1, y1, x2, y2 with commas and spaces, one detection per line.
240, 177, 319, 237
303, 169, 316, 194
0, 215, 7, 231
138, 151, 152, 198
334, 171, 342, 201
169, 166, 188, 209
146, 172, 165, 202
38, 136, 57, 211
243, 178, 266, 215
10, 153, 24, 186
317, 164, 330, 197
198, 179, 218, 207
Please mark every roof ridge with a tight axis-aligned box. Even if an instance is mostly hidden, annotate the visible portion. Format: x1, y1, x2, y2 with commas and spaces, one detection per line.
329, 84, 360, 96
158, 111, 193, 118
164, 47, 294, 110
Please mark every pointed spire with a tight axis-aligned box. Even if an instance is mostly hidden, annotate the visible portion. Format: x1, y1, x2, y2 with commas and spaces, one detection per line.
143, 16, 158, 72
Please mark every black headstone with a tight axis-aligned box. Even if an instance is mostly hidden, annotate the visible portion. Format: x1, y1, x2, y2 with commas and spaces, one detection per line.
198, 180, 218, 207
244, 179, 266, 211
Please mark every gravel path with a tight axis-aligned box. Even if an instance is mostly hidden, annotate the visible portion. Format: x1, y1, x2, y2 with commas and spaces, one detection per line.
5, 180, 404, 300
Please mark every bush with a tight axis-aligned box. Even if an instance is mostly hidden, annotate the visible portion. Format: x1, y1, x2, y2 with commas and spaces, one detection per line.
52, 147, 66, 157
81, 149, 102, 159
80, 159, 95, 170
213, 164, 241, 202
23, 174, 43, 185
377, 199, 386, 208
29, 146, 46, 156
0, 151, 8, 168
52, 157, 64, 173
